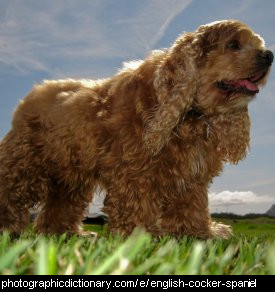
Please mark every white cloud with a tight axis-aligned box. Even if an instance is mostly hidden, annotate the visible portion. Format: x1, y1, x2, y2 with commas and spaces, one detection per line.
0, 0, 192, 77
209, 190, 274, 215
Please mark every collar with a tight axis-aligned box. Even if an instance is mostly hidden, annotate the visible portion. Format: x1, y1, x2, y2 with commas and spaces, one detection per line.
185, 107, 211, 139
186, 107, 205, 119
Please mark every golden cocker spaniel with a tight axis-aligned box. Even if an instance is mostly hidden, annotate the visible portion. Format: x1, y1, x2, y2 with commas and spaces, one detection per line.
0, 20, 273, 238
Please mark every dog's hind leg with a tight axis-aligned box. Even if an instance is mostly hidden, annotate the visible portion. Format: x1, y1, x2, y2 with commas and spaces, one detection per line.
33, 178, 95, 235
0, 131, 49, 234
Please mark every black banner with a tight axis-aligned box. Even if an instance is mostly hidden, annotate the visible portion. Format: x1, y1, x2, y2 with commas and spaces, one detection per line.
0, 275, 269, 290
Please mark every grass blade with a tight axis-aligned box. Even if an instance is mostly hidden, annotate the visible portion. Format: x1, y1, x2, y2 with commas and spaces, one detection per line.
0, 241, 30, 272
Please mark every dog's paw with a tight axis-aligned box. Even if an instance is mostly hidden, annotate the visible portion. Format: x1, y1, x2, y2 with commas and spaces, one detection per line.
209, 222, 232, 239
77, 230, 98, 238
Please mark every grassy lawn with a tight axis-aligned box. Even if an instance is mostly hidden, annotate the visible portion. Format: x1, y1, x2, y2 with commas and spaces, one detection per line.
215, 217, 275, 237
0, 218, 275, 275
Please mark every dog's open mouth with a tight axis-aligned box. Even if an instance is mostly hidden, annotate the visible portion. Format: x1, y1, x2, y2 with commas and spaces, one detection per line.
217, 71, 267, 96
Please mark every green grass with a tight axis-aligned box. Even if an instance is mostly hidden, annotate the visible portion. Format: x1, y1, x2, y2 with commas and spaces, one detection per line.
215, 217, 275, 236
0, 218, 275, 275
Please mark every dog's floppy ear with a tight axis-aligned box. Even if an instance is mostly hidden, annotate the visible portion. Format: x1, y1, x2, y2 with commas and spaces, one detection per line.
215, 108, 250, 164
143, 32, 204, 155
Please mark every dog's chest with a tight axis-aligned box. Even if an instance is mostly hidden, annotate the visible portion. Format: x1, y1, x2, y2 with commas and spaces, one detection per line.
166, 118, 223, 181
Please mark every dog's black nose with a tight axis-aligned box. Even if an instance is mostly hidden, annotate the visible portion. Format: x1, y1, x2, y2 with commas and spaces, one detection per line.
258, 50, 274, 66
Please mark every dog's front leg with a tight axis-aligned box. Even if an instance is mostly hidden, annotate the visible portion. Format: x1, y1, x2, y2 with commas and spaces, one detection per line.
158, 184, 232, 239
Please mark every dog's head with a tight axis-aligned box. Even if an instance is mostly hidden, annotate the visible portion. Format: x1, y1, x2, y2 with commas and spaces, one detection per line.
192, 20, 273, 113
145, 20, 273, 154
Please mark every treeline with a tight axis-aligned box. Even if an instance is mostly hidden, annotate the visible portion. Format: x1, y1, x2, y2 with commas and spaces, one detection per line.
211, 213, 274, 219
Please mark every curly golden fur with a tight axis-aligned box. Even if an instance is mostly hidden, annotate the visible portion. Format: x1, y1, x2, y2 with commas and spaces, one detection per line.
0, 20, 273, 238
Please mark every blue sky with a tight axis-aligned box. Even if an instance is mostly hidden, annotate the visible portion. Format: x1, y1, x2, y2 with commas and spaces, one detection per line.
0, 0, 274, 214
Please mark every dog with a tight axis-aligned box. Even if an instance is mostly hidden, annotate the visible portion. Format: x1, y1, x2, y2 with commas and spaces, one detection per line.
0, 20, 273, 238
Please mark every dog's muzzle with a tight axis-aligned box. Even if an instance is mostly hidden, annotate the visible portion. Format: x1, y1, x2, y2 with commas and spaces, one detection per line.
258, 50, 274, 67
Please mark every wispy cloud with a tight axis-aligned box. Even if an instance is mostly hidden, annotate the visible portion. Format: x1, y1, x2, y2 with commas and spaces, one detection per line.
232, 0, 257, 16
120, 0, 192, 51
0, 0, 191, 77
0, 34, 49, 73
244, 178, 275, 189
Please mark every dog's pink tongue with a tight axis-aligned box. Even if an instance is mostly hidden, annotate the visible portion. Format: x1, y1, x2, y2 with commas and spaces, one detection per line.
235, 80, 259, 92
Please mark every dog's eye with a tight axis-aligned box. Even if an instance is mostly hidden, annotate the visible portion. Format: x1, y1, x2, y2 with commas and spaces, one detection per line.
227, 40, 241, 51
